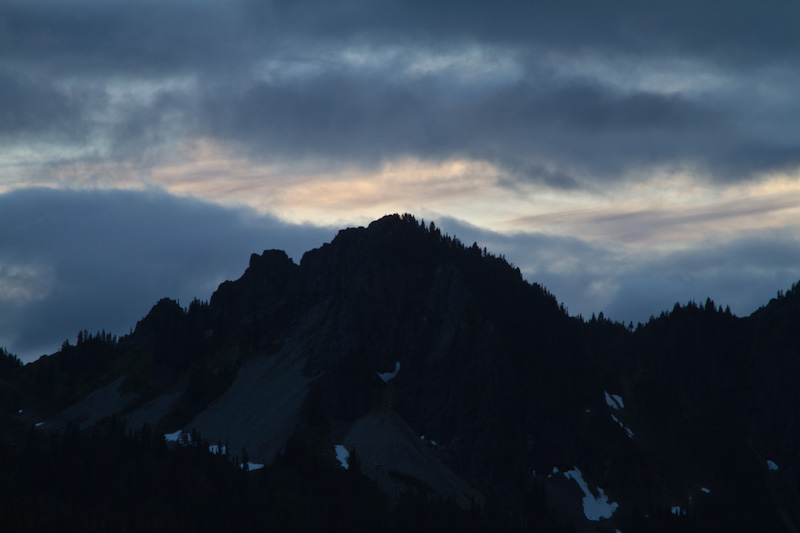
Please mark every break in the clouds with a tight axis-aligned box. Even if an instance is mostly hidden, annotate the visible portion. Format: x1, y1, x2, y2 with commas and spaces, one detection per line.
2, 1, 800, 359
0, 188, 335, 361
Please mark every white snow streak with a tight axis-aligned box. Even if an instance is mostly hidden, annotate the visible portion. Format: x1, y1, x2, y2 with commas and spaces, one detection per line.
377, 361, 401, 382
208, 444, 227, 455
701, 487, 711, 494
604, 391, 624, 410
563, 467, 619, 521
164, 430, 183, 442
767, 459, 779, 471
335, 444, 350, 469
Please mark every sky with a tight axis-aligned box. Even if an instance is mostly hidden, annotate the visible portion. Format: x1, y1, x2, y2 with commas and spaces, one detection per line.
2, 0, 800, 361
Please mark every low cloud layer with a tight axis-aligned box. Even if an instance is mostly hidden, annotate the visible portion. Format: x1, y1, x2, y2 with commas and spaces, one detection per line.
0, 188, 335, 361
434, 217, 800, 325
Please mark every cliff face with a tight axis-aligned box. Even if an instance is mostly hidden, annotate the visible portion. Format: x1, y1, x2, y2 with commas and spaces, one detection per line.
7, 213, 799, 531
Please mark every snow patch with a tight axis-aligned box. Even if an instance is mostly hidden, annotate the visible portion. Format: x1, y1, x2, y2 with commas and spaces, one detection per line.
241, 462, 264, 471
208, 444, 227, 455
335, 444, 350, 469
767, 459, 779, 471
700, 487, 711, 494
604, 391, 624, 410
430, 440, 437, 446
18, 409, 22, 414
164, 430, 183, 442
563, 467, 619, 521
671, 506, 685, 516
35, 422, 44, 427
377, 361, 401, 382
552, 467, 559, 474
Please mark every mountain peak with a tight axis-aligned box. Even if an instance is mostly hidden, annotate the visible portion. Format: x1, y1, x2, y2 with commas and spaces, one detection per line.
7, 215, 800, 532
248, 248, 295, 271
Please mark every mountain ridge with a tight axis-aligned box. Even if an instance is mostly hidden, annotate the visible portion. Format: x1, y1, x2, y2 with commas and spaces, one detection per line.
2, 213, 798, 531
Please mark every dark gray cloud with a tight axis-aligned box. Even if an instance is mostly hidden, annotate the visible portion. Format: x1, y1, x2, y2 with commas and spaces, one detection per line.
0, 69, 98, 142
5, 1, 799, 72
1, 1, 249, 76
2, 0, 799, 187
198, 71, 740, 182
0, 188, 336, 361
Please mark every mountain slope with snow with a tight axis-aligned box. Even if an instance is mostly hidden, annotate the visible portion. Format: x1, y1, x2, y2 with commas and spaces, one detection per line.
3, 214, 798, 531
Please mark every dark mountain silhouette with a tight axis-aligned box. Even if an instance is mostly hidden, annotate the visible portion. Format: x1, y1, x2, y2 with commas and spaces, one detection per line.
1, 214, 798, 531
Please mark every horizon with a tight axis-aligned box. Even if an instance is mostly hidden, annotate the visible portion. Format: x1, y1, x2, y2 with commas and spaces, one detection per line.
3, 204, 795, 363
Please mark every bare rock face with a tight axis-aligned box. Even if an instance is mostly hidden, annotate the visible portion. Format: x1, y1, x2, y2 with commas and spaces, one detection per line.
46, 376, 138, 431
342, 409, 484, 508
187, 342, 310, 465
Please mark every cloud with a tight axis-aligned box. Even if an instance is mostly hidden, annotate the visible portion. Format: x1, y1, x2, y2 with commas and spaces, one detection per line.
2, 0, 799, 192
0, 187, 336, 361
6, 1, 799, 72
508, 190, 800, 245
0, 69, 98, 143
433, 216, 800, 325
602, 232, 800, 323
2, 189, 799, 362
167, 65, 768, 187
0, 1, 248, 76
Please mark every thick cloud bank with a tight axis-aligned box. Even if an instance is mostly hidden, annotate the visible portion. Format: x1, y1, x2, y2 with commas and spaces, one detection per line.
2, 0, 799, 189
0, 188, 335, 361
